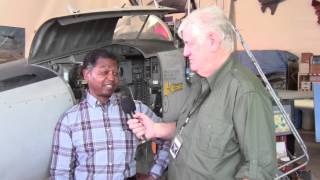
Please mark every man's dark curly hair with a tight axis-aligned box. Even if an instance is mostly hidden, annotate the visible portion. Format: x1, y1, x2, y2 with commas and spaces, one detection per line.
82, 48, 119, 70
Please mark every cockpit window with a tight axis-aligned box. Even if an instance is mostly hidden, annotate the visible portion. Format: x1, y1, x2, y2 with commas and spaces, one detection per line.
113, 15, 173, 41
0, 26, 25, 64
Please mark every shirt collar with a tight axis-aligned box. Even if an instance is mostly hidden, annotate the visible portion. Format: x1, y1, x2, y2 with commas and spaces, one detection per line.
206, 56, 235, 90
86, 91, 119, 108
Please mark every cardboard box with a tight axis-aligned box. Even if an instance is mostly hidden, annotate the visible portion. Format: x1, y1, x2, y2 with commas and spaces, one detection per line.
299, 63, 309, 74
300, 81, 311, 91
301, 52, 313, 63
310, 75, 320, 82
276, 141, 288, 159
298, 74, 309, 90
310, 55, 320, 74
310, 65, 320, 74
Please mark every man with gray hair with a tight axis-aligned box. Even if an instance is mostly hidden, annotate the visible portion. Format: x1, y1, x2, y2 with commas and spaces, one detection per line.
128, 6, 277, 180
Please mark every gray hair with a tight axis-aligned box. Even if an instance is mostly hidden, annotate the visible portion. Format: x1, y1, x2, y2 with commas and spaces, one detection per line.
177, 6, 235, 52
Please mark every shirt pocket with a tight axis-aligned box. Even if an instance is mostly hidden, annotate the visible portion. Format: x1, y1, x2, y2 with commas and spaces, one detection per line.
196, 120, 234, 158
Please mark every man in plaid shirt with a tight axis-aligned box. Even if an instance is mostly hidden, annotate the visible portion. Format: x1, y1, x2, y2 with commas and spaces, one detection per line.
50, 49, 170, 180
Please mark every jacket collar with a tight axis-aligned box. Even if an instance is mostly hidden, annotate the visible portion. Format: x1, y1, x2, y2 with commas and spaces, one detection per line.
206, 56, 235, 91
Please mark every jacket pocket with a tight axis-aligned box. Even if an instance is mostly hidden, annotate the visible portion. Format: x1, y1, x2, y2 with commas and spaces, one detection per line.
196, 120, 234, 158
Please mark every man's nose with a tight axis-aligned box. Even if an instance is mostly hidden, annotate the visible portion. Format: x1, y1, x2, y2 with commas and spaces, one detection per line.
106, 72, 116, 81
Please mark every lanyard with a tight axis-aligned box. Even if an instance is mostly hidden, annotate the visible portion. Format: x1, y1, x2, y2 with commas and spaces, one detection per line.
177, 80, 210, 135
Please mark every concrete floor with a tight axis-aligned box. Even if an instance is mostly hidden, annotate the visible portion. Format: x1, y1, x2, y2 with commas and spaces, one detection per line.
291, 130, 320, 179
301, 130, 320, 180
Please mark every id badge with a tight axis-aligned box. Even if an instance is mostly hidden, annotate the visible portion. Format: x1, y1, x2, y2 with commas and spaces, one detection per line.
170, 134, 183, 159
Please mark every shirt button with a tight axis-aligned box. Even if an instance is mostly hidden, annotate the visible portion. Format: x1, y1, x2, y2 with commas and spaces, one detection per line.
108, 144, 112, 148
108, 162, 113, 166
106, 128, 110, 131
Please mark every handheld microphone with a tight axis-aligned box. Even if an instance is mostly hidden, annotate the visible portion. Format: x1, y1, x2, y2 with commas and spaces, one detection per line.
121, 96, 136, 118
120, 96, 146, 143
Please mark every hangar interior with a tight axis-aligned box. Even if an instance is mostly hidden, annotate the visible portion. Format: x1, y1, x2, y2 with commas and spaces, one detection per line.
0, 0, 319, 179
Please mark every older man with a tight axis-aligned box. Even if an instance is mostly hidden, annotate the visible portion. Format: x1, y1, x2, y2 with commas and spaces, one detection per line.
128, 6, 277, 180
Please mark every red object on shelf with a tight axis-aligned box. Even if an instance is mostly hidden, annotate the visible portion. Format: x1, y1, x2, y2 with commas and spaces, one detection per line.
312, 0, 320, 24
276, 135, 288, 142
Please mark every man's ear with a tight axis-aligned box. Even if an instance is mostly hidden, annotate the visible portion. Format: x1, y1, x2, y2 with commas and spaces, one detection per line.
208, 32, 222, 52
83, 68, 91, 81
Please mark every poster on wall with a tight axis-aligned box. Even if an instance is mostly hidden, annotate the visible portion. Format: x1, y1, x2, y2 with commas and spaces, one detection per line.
0, 26, 25, 64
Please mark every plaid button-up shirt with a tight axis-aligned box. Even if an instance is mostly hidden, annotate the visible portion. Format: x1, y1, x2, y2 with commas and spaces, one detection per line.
50, 93, 170, 180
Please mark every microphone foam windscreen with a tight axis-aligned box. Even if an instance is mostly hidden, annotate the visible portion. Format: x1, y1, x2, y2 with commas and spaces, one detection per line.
121, 96, 136, 114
